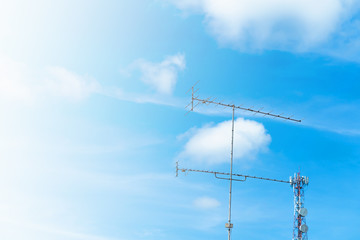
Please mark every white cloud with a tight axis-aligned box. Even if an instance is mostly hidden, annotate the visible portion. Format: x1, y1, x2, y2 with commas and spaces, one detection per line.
180, 118, 271, 165
0, 55, 101, 104
193, 196, 220, 209
132, 53, 185, 95
107, 87, 183, 107
171, 0, 359, 54
45, 66, 100, 101
0, 54, 187, 108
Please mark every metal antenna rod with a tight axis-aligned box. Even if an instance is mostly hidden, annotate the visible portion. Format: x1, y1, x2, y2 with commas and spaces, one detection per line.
176, 164, 291, 184
227, 106, 235, 240
186, 84, 301, 123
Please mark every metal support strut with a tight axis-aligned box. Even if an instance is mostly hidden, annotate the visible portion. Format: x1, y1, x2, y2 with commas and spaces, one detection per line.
227, 106, 235, 240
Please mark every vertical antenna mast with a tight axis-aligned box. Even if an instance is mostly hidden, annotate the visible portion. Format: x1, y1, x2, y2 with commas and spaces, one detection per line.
226, 106, 235, 240
182, 83, 302, 240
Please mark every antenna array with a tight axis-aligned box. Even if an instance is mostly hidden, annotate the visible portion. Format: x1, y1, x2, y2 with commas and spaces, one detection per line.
178, 83, 306, 240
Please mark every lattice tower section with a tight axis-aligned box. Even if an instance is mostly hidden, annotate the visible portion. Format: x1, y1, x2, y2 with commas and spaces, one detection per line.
290, 172, 309, 240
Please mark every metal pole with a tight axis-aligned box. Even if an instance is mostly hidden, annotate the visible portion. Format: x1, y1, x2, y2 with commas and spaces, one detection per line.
228, 106, 235, 240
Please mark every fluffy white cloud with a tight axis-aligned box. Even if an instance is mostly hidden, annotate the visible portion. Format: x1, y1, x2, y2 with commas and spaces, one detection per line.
180, 118, 271, 165
0, 56, 101, 103
134, 53, 185, 95
193, 196, 220, 209
171, 0, 358, 53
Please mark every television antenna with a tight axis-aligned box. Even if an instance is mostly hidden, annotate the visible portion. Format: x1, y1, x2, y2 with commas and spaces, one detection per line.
186, 81, 301, 122
178, 82, 306, 240
176, 163, 309, 240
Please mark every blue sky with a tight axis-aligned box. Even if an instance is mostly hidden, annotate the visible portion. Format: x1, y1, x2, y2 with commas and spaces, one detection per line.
0, 0, 359, 240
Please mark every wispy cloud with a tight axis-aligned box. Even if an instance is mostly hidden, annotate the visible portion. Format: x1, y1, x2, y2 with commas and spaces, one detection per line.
0, 54, 186, 107
103, 86, 184, 107
193, 196, 220, 209
124, 53, 186, 95
293, 96, 360, 136
45, 66, 100, 101
171, 0, 360, 60
178, 118, 271, 165
0, 217, 118, 240
0, 55, 101, 104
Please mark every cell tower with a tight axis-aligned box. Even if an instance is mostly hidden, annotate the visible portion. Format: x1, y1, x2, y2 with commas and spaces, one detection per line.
290, 172, 309, 240
177, 82, 308, 240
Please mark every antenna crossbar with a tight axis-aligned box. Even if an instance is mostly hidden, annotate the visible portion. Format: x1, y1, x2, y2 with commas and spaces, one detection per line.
193, 96, 301, 122
176, 164, 290, 184
187, 83, 301, 123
